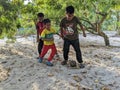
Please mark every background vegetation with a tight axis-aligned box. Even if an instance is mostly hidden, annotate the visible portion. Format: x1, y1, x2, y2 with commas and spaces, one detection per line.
0, 0, 120, 45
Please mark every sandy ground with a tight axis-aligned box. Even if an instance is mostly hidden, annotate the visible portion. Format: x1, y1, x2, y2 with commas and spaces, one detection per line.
0, 31, 120, 90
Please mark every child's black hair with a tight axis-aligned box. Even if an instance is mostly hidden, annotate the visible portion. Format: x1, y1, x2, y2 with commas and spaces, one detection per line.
66, 5, 74, 14
37, 12, 44, 17
43, 18, 51, 24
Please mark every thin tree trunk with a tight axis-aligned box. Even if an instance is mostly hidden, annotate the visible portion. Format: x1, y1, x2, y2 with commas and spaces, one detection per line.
97, 13, 110, 46
99, 31, 110, 46
116, 11, 120, 35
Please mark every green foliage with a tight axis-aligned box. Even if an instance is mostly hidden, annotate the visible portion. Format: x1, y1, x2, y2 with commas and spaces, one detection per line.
0, 0, 24, 39
1, 0, 120, 39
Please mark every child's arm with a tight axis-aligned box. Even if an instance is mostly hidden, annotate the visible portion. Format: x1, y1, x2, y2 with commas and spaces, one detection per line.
51, 28, 63, 38
54, 28, 64, 39
79, 24, 86, 37
77, 17, 86, 37
41, 38, 54, 41
36, 23, 40, 42
55, 33, 59, 35
55, 31, 62, 38
60, 27, 64, 38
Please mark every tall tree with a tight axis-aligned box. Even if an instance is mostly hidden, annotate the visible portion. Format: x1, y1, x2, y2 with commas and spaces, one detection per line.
0, 0, 24, 39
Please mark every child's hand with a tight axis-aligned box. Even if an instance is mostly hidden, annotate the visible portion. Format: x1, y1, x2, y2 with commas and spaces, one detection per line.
57, 34, 64, 40
49, 38, 54, 41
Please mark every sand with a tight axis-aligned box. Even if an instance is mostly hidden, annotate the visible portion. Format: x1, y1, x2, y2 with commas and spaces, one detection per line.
0, 31, 120, 90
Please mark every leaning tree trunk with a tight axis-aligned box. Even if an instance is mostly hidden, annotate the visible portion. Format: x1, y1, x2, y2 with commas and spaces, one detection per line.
96, 12, 110, 46
80, 9, 111, 46
98, 31, 110, 46
97, 24, 110, 46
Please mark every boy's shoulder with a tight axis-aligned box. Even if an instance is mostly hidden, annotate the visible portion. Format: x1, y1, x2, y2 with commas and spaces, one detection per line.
73, 16, 79, 20
61, 17, 66, 20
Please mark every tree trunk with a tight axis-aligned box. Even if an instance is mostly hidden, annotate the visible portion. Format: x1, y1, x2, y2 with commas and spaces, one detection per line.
99, 31, 110, 46
97, 13, 110, 46
81, 12, 110, 46
116, 11, 120, 35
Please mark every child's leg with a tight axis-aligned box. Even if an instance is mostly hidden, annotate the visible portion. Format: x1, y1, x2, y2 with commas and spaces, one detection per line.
63, 38, 70, 61
61, 38, 70, 65
38, 39, 43, 54
71, 39, 83, 63
71, 39, 85, 68
48, 44, 57, 61
40, 45, 49, 58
